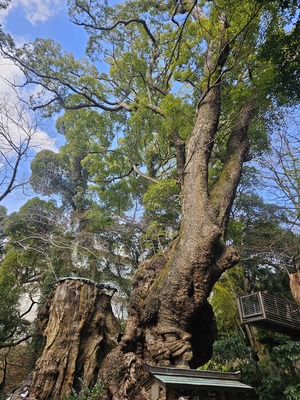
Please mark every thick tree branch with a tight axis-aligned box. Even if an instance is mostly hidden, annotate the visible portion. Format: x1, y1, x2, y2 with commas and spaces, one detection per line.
72, 1, 157, 44
73, 16, 157, 45
210, 96, 257, 233
170, 132, 186, 185
0, 46, 133, 113
182, 21, 231, 218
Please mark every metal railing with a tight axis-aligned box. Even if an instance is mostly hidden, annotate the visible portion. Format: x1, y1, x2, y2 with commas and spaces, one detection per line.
237, 292, 300, 333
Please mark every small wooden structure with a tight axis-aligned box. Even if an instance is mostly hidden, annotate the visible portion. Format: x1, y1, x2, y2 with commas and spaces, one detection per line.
143, 365, 254, 400
237, 292, 300, 337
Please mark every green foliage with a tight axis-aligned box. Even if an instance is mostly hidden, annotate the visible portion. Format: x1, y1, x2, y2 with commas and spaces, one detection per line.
6, 198, 59, 237
3, 0, 299, 254
64, 379, 107, 400
210, 178, 300, 399
199, 333, 255, 372
144, 179, 180, 224
200, 331, 300, 400
209, 266, 244, 335
255, 340, 300, 400
142, 179, 180, 252
272, 340, 300, 364
0, 276, 24, 346
0, 199, 69, 349
284, 385, 300, 400
30, 150, 66, 196
30, 149, 86, 211
160, 94, 194, 141
0, 252, 33, 349
2, 198, 64, 278
261, 23, 300, 104
228, 190, 294, 296
0, 206, 7, 258
1, 0, 300, 393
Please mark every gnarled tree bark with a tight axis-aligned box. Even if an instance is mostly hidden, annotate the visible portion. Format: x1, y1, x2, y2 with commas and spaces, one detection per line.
4, 4, 262, 400
27, 278, 120, 400
98, 30, 257, 399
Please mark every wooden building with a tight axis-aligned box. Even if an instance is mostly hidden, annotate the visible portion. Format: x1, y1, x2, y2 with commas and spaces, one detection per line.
143, 365, 255, 400
237, 292, 300, 337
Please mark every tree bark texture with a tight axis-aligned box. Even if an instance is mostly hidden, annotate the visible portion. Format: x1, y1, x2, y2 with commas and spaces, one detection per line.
16, 13, 258, 400
289, 270, 300, 306
27, 278, 120, 400
99, 84, 256, 400
23, 60, 256, 400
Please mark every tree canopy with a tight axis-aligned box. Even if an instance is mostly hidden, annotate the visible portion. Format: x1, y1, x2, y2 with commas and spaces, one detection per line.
1, 0, 300, 398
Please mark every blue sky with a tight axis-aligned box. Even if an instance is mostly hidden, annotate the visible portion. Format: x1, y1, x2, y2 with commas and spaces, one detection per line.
0, 0, 89, 213
3, 1, 88, 55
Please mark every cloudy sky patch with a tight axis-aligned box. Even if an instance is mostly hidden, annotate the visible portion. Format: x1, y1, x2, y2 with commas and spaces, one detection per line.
0, 2, 65, 212
1, 0, 64, 26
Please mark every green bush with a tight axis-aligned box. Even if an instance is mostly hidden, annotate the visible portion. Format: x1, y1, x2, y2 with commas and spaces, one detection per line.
64, 379, 107, 400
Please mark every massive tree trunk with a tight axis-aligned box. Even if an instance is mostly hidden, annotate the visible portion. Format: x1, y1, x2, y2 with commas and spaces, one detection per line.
27, 278, 120, 400
99, 41, 257, 398
5, 7, 260, 400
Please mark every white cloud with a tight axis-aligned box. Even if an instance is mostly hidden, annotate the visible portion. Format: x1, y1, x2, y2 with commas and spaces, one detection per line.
0, 55, 57, 153
31, 129, 57, 151
0, 57, 58, 212
0, 0, 65, 26
15, 0, 64, 25
0, 54, 23, 90
0, 2, 63, 212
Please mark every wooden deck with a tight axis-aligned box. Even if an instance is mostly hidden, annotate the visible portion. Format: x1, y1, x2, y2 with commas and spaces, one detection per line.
237, 292, 300, 337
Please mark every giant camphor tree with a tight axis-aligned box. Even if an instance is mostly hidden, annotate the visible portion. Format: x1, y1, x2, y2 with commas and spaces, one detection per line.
1, 0, 300, 398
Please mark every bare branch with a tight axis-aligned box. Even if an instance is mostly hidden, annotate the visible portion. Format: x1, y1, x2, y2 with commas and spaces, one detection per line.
74, 17, 157, 45
132, 164, 159, 184
210, 95, 257, 232
0, 98, 38, 201
0, 335, 32, 349
71, 1, 157, 44
19, 295, 37, 319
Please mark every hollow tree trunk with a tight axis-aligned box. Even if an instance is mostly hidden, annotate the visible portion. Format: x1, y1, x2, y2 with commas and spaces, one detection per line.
27, 278, 120, 400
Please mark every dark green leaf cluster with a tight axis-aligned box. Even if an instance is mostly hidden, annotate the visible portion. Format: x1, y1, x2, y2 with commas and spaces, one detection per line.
1, 0, 300, 394
64, 378, 107, 400
0, 280, 28, 348
261, 24, 300, 104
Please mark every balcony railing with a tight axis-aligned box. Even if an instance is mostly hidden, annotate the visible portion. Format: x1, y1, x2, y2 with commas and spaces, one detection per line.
237, 292, 300, 337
